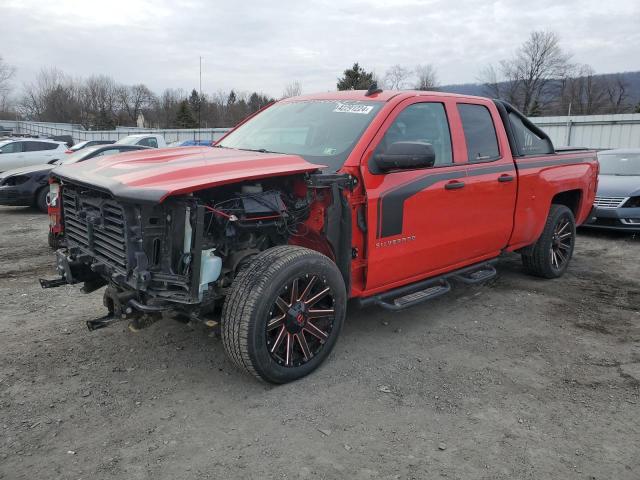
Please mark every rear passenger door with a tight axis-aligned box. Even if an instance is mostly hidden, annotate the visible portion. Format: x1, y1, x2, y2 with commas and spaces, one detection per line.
456, 102, 517, 256
24, 141, 59, 166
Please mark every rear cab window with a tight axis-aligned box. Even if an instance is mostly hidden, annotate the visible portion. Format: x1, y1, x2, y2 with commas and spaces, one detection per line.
457, 104, 500, 162
508, 112, 553, 156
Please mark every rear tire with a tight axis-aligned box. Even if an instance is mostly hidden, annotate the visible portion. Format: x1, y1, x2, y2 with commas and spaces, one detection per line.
221, 246, 346, 383
522, 204, 576, 279
35, 187, 49, 213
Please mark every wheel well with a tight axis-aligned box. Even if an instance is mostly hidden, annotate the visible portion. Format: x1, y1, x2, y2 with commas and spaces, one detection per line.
551, 190, 582, 216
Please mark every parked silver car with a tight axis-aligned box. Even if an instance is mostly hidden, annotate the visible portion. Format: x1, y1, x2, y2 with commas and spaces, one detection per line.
584, 149, 640, 231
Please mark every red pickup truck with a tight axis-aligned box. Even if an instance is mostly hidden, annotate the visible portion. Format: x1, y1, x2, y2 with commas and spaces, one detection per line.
43, 88, 598, 383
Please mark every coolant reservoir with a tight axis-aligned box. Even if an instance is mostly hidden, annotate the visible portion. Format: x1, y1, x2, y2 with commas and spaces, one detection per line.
199, 249, 222, 299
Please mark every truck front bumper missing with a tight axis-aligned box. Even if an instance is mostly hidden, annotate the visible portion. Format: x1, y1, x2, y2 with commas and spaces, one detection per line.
40, 250, 169, 331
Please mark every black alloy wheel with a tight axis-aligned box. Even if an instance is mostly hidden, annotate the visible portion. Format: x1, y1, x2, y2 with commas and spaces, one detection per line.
221, 246, 346, 383
266, 274, 336, 368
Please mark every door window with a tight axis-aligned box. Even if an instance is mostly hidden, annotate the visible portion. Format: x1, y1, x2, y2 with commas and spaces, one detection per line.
374, 103, 452, 168
457, 104, 500, 162
0, 142, 22, 154
138, 137, 158, 148
25, 141, 58, 152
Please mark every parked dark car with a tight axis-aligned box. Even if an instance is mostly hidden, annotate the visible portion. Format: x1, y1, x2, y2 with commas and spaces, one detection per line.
0, 144, 148, 212
67, 139, 116, 153
584, 149, 640, 231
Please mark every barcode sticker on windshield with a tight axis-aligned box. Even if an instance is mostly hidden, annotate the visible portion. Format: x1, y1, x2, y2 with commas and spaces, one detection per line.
333, 103, 373, 114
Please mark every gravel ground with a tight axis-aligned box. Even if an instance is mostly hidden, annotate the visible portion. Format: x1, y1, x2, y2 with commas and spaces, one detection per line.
0, 205, 639, 480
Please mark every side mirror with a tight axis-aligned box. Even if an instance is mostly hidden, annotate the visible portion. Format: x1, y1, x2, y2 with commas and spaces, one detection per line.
374, 141, 436, 172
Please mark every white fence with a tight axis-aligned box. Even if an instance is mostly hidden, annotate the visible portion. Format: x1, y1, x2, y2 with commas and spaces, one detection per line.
530, 113, 640, 149
0, 120, 231, 144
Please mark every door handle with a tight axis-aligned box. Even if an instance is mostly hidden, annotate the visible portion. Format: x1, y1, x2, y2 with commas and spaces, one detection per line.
498, 174, 514, 183
444, 180, 465, 190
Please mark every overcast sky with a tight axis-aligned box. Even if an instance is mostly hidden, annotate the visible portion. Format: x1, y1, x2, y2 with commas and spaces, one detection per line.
3, 0, 639, 97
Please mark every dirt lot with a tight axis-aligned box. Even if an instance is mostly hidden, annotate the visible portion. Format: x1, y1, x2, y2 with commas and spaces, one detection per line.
0, 205, 639, 480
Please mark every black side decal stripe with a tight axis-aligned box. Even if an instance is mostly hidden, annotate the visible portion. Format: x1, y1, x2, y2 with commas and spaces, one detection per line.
516, 156, 594, 170
378, 170, 466, 238
376, 155, 593, 239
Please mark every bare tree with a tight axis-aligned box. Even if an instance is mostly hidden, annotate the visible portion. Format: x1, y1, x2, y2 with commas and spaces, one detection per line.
566, 65, 607, 115
117, 84, 156, 126
605, 74, 629, 113
78, 75, 119, 128
482, 31, 571, 114
414, 64, 438, 90
152, 88, 184, 128
384, 64, 411, 90
282, 81, 302, 98
19, 67, 82, 122
0, 56, 16, 113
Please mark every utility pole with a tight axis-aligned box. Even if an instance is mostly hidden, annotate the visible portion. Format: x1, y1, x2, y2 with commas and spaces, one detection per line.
198, 56, 202, 132
565, 101, 572, 146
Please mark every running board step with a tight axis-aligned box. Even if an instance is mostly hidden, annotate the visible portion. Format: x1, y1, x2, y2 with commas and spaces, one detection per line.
357, 259, 498, 312
451, 265, 497, 284
391, 281, 451, 310
366, 280, 451, 311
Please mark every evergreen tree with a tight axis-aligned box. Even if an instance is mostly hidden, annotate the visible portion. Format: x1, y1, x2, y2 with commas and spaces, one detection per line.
337, 63, 375, 90
248, 92, 273, 113
188, 89, 202, 126
175, 100, 196, 128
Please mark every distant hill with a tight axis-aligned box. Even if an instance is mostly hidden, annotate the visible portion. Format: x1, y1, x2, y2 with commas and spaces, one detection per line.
439, 71, 640, 113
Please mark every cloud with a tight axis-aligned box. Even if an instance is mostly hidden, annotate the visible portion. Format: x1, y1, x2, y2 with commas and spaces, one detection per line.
2, 0, 639, 97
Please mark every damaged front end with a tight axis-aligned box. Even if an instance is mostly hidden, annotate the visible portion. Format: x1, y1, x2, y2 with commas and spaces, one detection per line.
42, 172, 353, 331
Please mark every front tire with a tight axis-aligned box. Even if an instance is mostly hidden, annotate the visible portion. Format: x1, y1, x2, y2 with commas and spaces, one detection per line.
35, 187, 49, 213
522, 204, 576, 278
221, 246, 346, 383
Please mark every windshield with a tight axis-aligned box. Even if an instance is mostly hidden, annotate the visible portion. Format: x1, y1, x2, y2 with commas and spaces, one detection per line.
217, 100, 383, 171
116, 136, 142, 145
56, 146, 101, 165
598, 152, 640, 175
70, 141, 89, 151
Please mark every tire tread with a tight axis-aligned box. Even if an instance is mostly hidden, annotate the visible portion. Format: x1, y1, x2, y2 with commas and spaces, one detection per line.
521, 204, 575, 278
221, 246, 338, 382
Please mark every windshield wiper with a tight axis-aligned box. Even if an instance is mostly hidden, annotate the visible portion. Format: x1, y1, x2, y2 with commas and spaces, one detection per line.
236, 148, 283, 154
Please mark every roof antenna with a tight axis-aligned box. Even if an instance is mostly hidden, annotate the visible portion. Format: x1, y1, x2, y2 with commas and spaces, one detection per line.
365, 81, 382, 97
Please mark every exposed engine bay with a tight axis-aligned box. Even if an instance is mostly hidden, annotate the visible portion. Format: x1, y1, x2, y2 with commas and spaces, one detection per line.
44, 172, 353, 329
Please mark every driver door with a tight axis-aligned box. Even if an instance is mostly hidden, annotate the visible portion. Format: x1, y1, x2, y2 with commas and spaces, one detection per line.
361, 98, 475, 291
